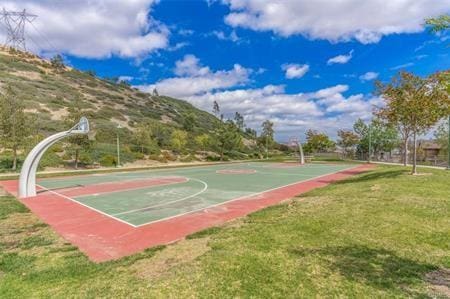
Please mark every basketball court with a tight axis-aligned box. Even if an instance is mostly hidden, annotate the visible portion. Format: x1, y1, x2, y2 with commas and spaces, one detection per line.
0, 162, 372, 261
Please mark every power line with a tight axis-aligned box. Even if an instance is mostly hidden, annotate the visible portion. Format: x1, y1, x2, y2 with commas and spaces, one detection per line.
0, 8, 37, 51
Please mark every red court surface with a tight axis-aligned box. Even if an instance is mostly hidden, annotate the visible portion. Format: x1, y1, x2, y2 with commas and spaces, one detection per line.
0, 164, 374, 262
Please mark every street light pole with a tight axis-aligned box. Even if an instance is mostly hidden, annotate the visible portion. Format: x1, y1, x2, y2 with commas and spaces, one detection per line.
266, 135, 268, 160
116, 124, 122, 167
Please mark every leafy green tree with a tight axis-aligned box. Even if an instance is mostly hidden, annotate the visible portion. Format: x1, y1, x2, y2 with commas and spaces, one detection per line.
195, 134, 211, 152
353, 118, 399, 160
337, 129, 359, 158
183, 113, 196, 131
133, 123, 158, 154
434, 119, 449, 157
215, 120, 242, 160
50, 54, 65, 72
426, 15, 450, 33
258, 120, 274, 157
170, 129, 188, 153
66, 100, 91, 169
304, 130, 335, 154
376, 71, 450, 174
0, 85, 34, 170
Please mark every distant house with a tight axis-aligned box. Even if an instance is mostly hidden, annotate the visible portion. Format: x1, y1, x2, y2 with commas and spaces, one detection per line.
417, 140, 442, 161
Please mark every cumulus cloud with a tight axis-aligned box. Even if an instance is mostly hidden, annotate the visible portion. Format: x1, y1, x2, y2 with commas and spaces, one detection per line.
282, 63, 310, 79
138, 54, 251, 98
222, 0, 450, 44
1, 0, 169, 58
359, 72, 379, 81
211, 30, 240, 42
183, 83, 380, 140
327, 50, 354, 65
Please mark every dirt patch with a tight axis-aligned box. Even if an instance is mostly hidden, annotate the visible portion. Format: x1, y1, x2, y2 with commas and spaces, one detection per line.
12, 70, 42, 81
130, 238, 210, 280
0, 187, 7, 196
426, 268, 450, 297
370, 184, 381, 191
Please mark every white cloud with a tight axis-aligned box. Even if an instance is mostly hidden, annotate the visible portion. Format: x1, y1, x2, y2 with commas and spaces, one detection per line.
282, 63, 310, 79
1, 0, 169, 58
359, 72, 379, 81
138, 54, 251, 98
211, 30, 240, 42
222, 0, 450, 44
390, 62, 414, 70
327, 50, 354, 65
182, 82, 378, 140
118, 76, 133, 82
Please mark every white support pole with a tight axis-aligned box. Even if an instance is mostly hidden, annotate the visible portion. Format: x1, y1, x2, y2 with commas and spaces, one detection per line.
298, 140, 305, 165
18, 117, 89, 198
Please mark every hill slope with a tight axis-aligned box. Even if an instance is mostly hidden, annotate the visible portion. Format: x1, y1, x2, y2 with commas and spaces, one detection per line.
0, 48, 220, 136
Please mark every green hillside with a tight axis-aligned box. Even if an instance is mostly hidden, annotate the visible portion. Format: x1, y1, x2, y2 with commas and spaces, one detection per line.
0, 48, 262, 171
0, 48, 220, 135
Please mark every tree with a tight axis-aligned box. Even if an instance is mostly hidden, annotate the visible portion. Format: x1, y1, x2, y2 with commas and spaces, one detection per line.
50, 54, 65, 72
337, 129, 359, 158
259, 120, 274, 157
353, 118, 399, 161
234, 112, 245, 131
376, 71, 450, 174
426, 15, 450, 33
214, 120, 242, 160
133, 123, 157, 154
304, 130, 335, 154
0, 85, 34, 170
212, 101, 220, 118
435, 119, 449, 157
183, 113, 196, 131
152, 88, 159, 97
170, 129, 188, 153
66, 100, 91, 169
195, 134, 211, 152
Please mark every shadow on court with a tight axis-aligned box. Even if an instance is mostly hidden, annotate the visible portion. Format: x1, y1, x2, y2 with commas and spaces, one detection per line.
332, 169, 407, 185
288, 245, 435, 296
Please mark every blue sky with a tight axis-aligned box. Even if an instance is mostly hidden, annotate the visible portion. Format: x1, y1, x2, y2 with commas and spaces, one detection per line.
3, 0, 450, 141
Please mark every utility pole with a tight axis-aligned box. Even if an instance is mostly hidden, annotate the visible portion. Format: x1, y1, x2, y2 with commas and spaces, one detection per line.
265, 135, 268, 160
0, 8, 37, 51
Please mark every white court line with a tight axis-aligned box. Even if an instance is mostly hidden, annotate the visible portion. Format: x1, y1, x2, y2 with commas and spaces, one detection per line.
72, 176, 189, 199
133, 164, 361, 227
35, 184, 138, 228
112, 178, 208, 216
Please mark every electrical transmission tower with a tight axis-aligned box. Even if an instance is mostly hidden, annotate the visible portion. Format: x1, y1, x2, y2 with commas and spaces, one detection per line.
0, 8, 37, 51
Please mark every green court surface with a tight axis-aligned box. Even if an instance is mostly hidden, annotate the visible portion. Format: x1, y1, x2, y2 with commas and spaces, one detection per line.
37, 162, 355, 227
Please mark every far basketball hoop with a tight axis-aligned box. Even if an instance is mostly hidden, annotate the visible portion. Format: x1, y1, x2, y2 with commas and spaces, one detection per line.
288, 136, 305, 165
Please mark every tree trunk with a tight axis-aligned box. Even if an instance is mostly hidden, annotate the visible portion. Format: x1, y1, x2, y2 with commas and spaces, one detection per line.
75, 148, 79, 169
403, 138, 408, 166
412, 131, 417, 175
12, 145, 17, 171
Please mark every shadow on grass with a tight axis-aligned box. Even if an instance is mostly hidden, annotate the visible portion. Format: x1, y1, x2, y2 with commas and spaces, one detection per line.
332, 169, 407, 185
289, 245, 435, 296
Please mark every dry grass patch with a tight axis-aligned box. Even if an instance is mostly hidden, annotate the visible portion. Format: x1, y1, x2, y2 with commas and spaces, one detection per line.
130, 237, 211, 280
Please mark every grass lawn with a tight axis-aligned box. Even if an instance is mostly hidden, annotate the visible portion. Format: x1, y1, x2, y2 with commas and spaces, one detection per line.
0, 165, 449, 298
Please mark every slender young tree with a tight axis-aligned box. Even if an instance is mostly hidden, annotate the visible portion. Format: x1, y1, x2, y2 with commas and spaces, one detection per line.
0, 85, 34, 170
337, 129, 360, 158
234, 112, 245, 131
376, 71, 450, 174
212, 101, 220, 119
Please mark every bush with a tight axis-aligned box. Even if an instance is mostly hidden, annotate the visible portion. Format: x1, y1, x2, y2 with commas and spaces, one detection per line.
180, 154, 195, 162
162, 151, 177, 161
40, 151, 63, 168
148, 154, 167, 163
99, 154, 117, 167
